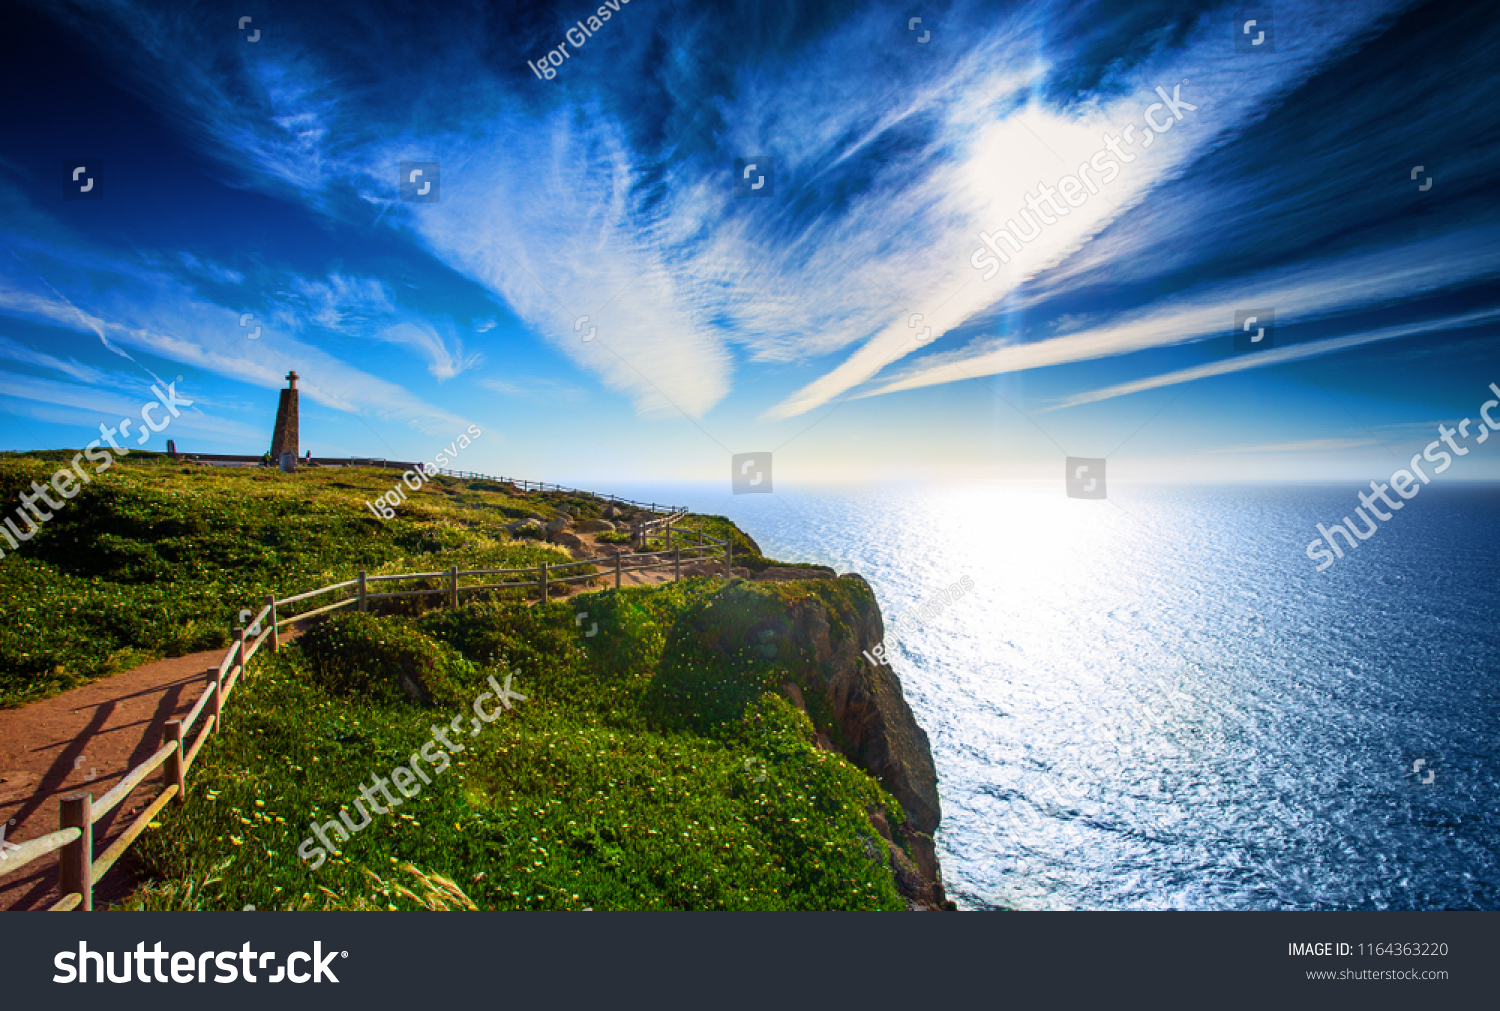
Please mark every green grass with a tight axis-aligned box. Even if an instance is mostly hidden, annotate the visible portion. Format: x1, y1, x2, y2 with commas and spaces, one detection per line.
124, 591, 910, 911
683, 513, 787, 572
0, 453, 916, 909
0, 453, 610, 708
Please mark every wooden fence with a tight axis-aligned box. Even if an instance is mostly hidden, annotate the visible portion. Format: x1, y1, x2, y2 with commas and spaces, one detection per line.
14, 514, 730, 911
429, 468, 685, 515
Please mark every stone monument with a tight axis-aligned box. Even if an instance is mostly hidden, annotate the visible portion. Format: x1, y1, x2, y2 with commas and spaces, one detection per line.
270, 371, 299, 465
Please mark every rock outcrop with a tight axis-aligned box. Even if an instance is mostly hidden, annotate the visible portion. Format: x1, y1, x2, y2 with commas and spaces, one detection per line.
505, 519, 543, 539
686, 576, 950, 909
751, 565, 836, 582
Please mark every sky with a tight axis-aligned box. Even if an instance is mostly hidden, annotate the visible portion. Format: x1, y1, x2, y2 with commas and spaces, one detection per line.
1, 0, 1498, 491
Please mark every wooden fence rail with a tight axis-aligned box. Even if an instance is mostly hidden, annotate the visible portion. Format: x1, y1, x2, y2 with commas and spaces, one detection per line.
19, 513, 732, 910
431, 468, 685, 515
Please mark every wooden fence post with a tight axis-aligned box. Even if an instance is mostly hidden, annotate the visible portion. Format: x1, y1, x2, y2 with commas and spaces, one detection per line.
165, 720, 185, 802
449, 566, 459, 608
58, 792, 92, 911
540, 562, 548, 603
359, 570, 368, 613
267, 595, 279, 653
208, 666, 222, 730
674, 546, 681, 581
724, 538, 732, 577
615, 552, 622, 590
232, 629, 244, 677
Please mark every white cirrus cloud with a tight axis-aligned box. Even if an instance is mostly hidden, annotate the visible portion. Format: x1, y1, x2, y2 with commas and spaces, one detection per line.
30, 0, 1424, 426
0, 335, 114, 386
478, 376, 587, 404
759, 0, 1420, 420
0, 244, 476, 438
862, 233, 1500, 408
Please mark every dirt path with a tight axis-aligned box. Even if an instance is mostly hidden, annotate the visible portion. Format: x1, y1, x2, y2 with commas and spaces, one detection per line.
566, 531, 731, 591
0, 624, 313, 911
0, 539, 720, 910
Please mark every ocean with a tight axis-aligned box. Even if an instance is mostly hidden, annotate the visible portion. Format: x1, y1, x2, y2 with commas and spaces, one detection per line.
614, 480, 1500, 910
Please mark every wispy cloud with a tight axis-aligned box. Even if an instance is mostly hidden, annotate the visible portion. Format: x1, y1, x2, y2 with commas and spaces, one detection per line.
58, 1, 1404, 425
178, 252, 244, 285
388, 110, 732, 418
755, 0, 1415, 419
17, 0, 1485, 440
265, 274, 483, 379
863, 237, 1500, 407
279, 273, 397, 333
0, 336, 113, 385
478, 376, 587, 404
1207, 437, 1382, 455
0, 242, 476, 438
0, 372, 264, 445
375, 321, 484, 380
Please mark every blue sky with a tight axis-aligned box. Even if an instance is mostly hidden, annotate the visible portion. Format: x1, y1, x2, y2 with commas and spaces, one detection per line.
1, 0, 1498, 488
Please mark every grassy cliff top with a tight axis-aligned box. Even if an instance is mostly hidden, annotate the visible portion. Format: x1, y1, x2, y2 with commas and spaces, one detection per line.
128, 580, 910, 911
0, 451, 923, 910
0, 452, 768, 708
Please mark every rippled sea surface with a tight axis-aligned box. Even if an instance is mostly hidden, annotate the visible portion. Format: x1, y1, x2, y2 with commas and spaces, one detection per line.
626, 480, 1500, 910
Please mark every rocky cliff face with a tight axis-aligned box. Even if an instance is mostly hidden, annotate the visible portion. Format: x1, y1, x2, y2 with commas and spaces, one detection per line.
696, 575, 951, 909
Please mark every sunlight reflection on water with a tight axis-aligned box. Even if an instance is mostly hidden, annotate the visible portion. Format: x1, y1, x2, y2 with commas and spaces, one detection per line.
623, 480, 1500, 910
